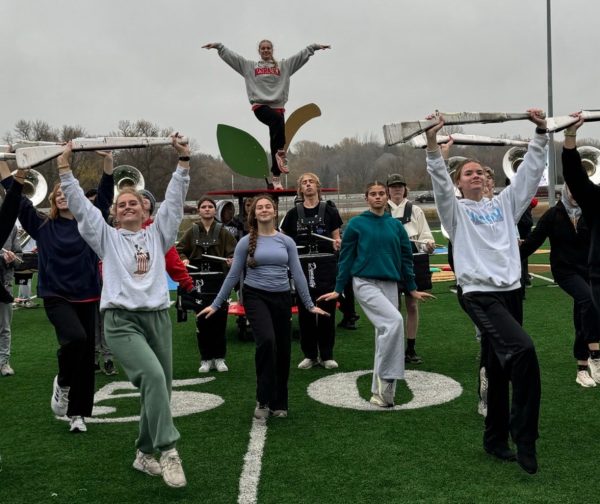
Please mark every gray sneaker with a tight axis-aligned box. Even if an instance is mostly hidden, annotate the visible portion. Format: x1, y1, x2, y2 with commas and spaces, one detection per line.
254, 403, 270, 420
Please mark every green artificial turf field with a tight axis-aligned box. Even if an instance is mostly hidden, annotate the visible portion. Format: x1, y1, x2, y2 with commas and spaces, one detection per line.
0, 243, 593, 504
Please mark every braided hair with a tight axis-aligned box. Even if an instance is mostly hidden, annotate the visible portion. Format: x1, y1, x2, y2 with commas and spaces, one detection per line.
246, 194, 276, 268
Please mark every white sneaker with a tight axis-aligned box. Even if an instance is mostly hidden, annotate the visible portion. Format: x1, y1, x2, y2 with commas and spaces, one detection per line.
588, 358, 600, 383
198, 360, 212, 373
477, 399, 488, 417
298, 358, 318, 369
322, 359, 339, 370
576, 369, 597, 388
369, 394, 392, 408
160, 449, 187, 488
376, 375, 395, 407
0, 362, 15, 376
214, 358, 229, 372
133, 449, 162, 476
69, 416, 87, 433
51, 375, 70, 416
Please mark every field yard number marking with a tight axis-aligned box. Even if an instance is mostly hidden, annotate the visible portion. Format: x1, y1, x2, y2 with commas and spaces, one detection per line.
307, 370, 462, 411
71, 378, 224, 424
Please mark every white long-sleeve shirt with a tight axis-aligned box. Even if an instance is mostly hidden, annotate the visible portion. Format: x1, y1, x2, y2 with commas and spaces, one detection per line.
61, 167, 190, 311
387, 199, 434, 252
426, 133, 548, 294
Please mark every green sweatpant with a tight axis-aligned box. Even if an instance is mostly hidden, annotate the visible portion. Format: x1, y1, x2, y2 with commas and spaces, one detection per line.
104, 309, 180, 453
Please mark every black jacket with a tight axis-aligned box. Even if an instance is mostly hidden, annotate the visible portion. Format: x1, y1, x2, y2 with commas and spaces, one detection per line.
520, 200, 589, 281
0, 181, 23, 247
562, 147, 600, 282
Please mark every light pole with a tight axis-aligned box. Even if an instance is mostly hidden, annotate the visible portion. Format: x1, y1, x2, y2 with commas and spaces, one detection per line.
547, 0, 557, 206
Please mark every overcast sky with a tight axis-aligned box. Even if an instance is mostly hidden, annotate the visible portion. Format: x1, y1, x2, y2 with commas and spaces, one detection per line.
3, 0, 600, 157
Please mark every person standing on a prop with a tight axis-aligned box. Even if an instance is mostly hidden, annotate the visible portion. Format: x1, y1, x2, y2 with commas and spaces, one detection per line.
202, 40, 330, 190
281, 172, 342, 370
424, 110, 548, 475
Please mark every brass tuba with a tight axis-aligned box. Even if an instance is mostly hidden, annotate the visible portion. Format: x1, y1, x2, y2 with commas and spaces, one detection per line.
502, 146, 528, 180
576, 146, 600, 185
113, 165, 145, 193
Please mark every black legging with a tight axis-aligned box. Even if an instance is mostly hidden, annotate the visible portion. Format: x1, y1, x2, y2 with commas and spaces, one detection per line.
253, 105, 285, 176
44, 297, 97, 417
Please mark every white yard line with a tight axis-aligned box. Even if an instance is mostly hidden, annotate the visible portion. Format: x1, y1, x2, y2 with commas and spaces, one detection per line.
237, 418, 268, 504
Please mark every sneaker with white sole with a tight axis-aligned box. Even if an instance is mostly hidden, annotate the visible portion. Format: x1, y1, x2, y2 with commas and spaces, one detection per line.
275, 150, 289, 174
478, 366, 488, 416
376, 375, 395, 407
270, 409, 288, 418
588, 358, 600, 383
322, 359, 339, 370
198, 360, 212, 373
51, 375, 70, 416
214, 358, 228, 372
298, 358, 318, 370
159, 449, 187, 488
271, 176, 284, 190
576, 369, 597, 388
369, 394, 392, 408
254, 403, 270, 420
133, 449, 162, 476
69, 416, 87, 433
0, 362, 15, 376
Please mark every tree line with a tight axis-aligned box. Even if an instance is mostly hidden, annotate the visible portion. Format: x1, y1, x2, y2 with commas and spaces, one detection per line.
4, 119, 598, 205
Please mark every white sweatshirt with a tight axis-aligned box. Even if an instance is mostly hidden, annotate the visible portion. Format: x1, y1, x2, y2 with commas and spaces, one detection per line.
426, 133, 548, 294
61, 167, 190, 311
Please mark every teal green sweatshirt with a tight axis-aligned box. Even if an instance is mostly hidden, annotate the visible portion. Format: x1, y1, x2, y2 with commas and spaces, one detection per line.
334, 210, 416, 294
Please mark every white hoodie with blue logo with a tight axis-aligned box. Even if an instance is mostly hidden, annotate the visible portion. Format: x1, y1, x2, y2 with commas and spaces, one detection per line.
426, 133, 548, 294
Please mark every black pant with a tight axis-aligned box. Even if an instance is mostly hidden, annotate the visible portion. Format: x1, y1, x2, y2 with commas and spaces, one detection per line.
298, 293, 336, 361
461, 290, 540, 450
243, 285, 291, 410
338, 280, 357, 318
558, 273, 600, 360
253, 105, 285, 176
44, 297, 97, 417
195, 303, 228, 360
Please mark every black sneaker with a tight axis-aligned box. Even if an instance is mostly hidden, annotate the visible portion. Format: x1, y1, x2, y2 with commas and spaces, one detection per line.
103, 359, 118, 376
516, 446, 538, 474
405, 351, 423, 364
337, 318, 357, 330
484, 444, 516, 462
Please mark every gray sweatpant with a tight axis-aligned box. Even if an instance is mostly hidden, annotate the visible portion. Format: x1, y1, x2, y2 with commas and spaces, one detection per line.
353, 277, 405, 394
0, 301, 13, 365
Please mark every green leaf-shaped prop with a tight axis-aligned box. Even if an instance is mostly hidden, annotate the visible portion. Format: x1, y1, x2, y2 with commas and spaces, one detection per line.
216, 124, 269, 178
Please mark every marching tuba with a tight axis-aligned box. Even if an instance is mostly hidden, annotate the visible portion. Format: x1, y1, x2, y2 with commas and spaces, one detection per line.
576, 146, 600, 185
113, 165, 145, 193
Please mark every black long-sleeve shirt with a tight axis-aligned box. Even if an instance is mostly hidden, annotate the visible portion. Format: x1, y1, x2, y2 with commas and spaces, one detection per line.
0, 181, 23, 246
562, 147, 600, 282
520, 200, 589, 281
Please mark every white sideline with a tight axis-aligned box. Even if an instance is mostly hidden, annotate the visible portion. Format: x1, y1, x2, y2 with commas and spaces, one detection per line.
237, 418, 268, 504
